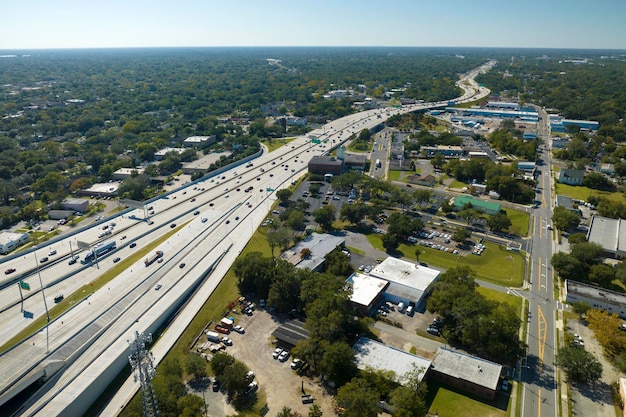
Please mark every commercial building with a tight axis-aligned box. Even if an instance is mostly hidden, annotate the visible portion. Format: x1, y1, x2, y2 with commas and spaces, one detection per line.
445, 107, 539, 122
342, 154, 367, 171
407, 173, 436, 187
0, 231, 29, 254
453, 195, 501, 216
61, 198, 89, 213
517, 161, 536, 175
112, 167, 145, 181
307, 156, 343, 176
353, 337, 431, 385
558, 169, 585, 186
280, 233, 345, 271
183, 135, 216, 147
550, 116, 599, 132
565, 280, 626, 319
422, 145, 464, 158
347, 273, 388, 315
428, 347, 503, 401
368, 257, 440, 309
154, 147, 185, 161
77, 182, 120, 198
181, 151, 232, 175
467, 151, 490, 159
587, 215, 626, 259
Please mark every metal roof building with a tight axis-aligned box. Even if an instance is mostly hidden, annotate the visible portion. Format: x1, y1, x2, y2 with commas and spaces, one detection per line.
587, 215, 626, 259
281, 233, 345, 271
347, 273, 388, 315
429, 347, 503, 401
453, 195, 501, 216
271, 319, 310, 348
353, 337, 431, 385
565, 280, 626, 318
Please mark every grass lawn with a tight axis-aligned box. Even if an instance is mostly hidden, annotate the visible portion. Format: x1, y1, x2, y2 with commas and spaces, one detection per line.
426, 382, 509, 417
261, 137, 296, 152
388, 170, 405, 182
555, 182, 626, 204
505, 207, 530, 237
366, 235, 525, 287
448, 179, 468, 189
477, 286, 523, 312
346, 140, 372, 152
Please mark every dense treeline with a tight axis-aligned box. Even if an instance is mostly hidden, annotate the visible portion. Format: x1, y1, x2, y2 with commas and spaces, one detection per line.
0, 47, 484, 227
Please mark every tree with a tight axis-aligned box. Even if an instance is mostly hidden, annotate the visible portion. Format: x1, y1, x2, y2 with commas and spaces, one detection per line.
452, 227, 471, 243
184, 353, 208, 379
308, 404, 323, 417
430, 153, 446, 170
381, 233, 400, 252
555, 347, 602, 383
319, 341, 358, 387
267, 226, 292, 255
335, 378, 379, 417
486, 212, 512, 233
276, 189, 293, 203
552, 206, 580, 231
276, 406, 298, 417
414, 249, 421, 262
440, 198, 455, 213
390, 386, 427, 417
177, 394, 206, 417
386, 212, 423, 240
340, 203, 368, 225
313, 205, 336, 231
458, 208, 480, 225
571, 301, 590, 319
287, 210, 306, 231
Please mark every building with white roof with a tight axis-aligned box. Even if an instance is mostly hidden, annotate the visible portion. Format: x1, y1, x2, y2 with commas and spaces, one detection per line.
587, 215, 626, 259
112, 167, 145, 181
368, 257, 440, 309
347, 273, 388, 315
0, 231, 29, 254
353, 337, 431, 385
429, 347, 503, 401
77, 182, 120, 197
183, 135, 216, 147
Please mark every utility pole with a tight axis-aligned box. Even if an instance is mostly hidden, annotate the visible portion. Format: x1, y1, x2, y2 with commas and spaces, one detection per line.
128, 331, 159, 417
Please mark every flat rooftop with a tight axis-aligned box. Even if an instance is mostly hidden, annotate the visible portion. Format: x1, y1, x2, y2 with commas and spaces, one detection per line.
587, 215, 626, 254
369, 257, 440, 292
348, 273, 388, 307
353, 337, 431, 384
431, 347, 502, 391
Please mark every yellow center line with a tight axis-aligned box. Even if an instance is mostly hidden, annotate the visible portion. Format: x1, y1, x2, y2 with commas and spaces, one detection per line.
538, 387, 542, 417
537, 305, 546, 372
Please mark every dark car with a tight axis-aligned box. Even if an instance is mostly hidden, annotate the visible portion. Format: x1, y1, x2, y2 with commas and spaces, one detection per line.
212, 379, 220, 392
193, 210, 200, 215
113, 257, 121, 263
426, 326, 441, 336
130, 242, 137, 248
179, 263, 186, 268
4, 268, 16, 275
170, 223, 176, 228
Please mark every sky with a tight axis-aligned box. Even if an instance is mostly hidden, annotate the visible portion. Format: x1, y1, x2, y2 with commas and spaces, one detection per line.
1, 0, 625, 50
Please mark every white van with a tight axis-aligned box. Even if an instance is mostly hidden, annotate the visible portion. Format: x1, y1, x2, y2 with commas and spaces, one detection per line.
397, 302, 405, 312
406, 305, 414, 316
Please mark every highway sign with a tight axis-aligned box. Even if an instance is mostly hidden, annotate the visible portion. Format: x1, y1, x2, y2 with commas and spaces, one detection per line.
23, 310, 34, 319
19, 281, 30, 291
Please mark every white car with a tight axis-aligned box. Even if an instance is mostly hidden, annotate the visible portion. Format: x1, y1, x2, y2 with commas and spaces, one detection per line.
221, 337, 233, 346
201, 217, 208, 223
272, 347, 283, 359
278, 350, 290, 362
233, 325, 245, 334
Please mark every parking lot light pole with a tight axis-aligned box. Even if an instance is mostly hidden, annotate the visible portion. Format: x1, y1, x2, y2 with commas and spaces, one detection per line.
33, 246, 50, 353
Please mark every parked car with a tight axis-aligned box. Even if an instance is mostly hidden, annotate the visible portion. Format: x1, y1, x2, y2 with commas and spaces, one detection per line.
212, 379, 220, 392
221, 337, 233, 346
272, 347, 283, 359
233, 325, 245, 334
245, 381, 258, 395
290, 358, 302, 370
278, 350, 290, 362
426, 326, 441, 336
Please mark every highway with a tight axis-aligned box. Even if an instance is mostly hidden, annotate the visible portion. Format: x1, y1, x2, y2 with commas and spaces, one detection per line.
0, 61, 494, 416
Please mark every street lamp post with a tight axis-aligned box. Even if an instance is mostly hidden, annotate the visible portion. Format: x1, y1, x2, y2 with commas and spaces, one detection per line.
33, 247, 50, 353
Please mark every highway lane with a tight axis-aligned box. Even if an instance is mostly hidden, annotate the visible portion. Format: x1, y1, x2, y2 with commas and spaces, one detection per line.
522, 115, 558, 417
1, 61, 496, 414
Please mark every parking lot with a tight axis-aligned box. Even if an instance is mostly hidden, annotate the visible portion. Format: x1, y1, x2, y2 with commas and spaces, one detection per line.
196, 308, 336, 416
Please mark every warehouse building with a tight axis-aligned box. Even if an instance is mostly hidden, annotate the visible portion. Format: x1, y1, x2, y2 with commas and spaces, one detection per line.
428, 347, 503, 401
347, 273, 388, 316
61, 198, 89, 213
281, 233, 345, 271
0, 231, 29, 254
586, 215, 626, 259
367, 257, 440, 310
353, 337, 431, 385
565, 280, 626, 319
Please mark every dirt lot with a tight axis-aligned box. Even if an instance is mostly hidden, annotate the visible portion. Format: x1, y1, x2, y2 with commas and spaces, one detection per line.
198, 307, 336, 416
